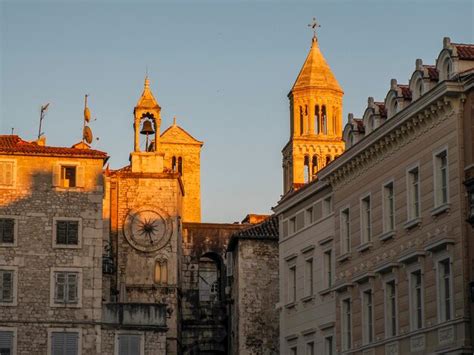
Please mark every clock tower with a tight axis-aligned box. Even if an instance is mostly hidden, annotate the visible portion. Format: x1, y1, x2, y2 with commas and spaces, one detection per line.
103, 77, 185, 355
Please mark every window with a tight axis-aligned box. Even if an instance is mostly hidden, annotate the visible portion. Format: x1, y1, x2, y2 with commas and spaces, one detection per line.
288, 265, 296, 303
54, 272, 79, 304
311, 156, 318, 177
407, 167, 420, 220
325, 336, 334, 355
50, 331, 79, 355
117, 334, 142, 355
199, 256, 220, 302
304, 156, 310, 183
0, 270, 13, 303
315, 105, 320, 134
304, 258, 313, 298
342, 298, 352, 350
56, 221, 79, 246
154, 260, 168, 284
0, 161, 14, 187
0, 218, 15, 244
305, 207, 313, 225
289, 217, 296, 234
324, 250, 333, 288
323, 196, 332, 216
322, 105, 327, 134
363, 290, 374, 344
61, 166, 76, 188
385, 280, 397, 337
300, 106, 304, 135
360, 196, 371, 243
178, 157, 183, 175
383, 182, 395, 232
0, 330, 14, 355
438, 259, 453, 322
434, 150, 448, 206
340, 208, 350, 253
410, 270, 423, 330
306, 342, 314, 355
290, 346, 297, 355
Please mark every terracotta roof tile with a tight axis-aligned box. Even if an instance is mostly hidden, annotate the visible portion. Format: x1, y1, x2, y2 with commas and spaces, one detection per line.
425, 65, 439, 80
374, 102, 387, 117
453, 43, 474, 60
398, 85, 412, 100
353, 118, 365, 132
227, 215, 279, 251
0, 135, 107, 158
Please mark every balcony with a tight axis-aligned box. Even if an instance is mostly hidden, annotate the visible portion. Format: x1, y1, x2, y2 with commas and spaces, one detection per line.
102, 303, 167, 330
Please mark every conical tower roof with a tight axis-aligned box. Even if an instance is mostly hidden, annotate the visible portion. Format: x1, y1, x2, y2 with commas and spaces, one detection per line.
135, 76, 161, 110
291, 37, 343, 94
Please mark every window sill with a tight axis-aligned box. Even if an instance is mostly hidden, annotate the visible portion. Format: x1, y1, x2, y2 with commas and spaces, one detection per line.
337, 253, 351, 263
0, 301, 17, 307
51, 302, 81, 308
356, 242, 373, 253
319, 287, 333, 296
0, 243, 16, 248
284, 302, 296, 309
301, 295, 314, 303
430, 203, 450, 217
404, 217, 422, 231
52, 244, 81, 249
379, 230, 396, 242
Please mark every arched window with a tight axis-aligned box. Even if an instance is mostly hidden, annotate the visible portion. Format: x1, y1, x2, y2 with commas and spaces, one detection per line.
154, 260, 168, 284
304, 156, 310, 183
417, 80, 423, 99
199, 254, 221, 302
312, 155, 318, 176
172, 156, 177, 171
178, 157, 183, 175
326, 156, 331, 165
444, 59, 452, 80
332, 107, 337, 135
390, 100, 398, 118
315, 105, 320, 134
321, 105, 327, 134
299, 106, 304, 135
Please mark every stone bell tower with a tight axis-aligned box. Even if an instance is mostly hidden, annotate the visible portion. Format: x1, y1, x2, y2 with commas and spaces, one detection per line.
282, 29, 345, 194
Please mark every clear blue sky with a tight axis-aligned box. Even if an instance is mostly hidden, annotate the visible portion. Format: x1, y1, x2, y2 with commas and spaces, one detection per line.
1, 0, 472, 222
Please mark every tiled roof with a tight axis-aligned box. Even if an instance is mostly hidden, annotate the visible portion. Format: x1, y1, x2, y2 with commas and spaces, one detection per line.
453, 43, 474, 60
227, 215, 279, 251
399, 85, 412, 100
353, 118, 365, 132
0, 135, 108, 158
374, 102, 387, 117
425, 65, 439, 80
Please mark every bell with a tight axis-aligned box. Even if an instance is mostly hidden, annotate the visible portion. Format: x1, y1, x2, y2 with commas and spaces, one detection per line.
140, 120, 155, 135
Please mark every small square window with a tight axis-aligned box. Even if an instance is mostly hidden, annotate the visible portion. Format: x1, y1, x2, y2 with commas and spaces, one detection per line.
0, 218, 15, 244
51, 331, 79, 355
61, 166, 76, 188
54, 271, 79, 304
56, 221, 79, 245
117, 333, 142, 355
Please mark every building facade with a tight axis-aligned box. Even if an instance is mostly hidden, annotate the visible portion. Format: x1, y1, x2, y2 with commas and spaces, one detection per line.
276, 37, 474, 355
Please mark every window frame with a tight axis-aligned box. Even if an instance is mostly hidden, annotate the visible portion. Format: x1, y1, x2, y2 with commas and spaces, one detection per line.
408, 266, 424, 331
0, 266, 18, 306
382, 180, 395, 233
433, 147, 449, 208
361, 286, 374, 344
324, 335, 334, 355
0, 159, 16, 189
341, 297, 352, 351
340, 206, 351, 254
0, 327, 17, 355
303, 257, 314, 298
114, 331, 144, 355
50, 267, 82, 308
435, 255, 454, 323
406, 164, 421, 221
360, 193, 372, 244
47, 328, 81, 355
52, 217, 82, 249
287, 259, 297, 305
323, 248, 334, 289
52, 162, 85, 189
0, 215, 18, 247
384, 278, 398, 338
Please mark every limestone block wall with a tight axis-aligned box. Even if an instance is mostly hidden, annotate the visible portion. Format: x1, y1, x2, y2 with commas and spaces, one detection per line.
0, 154, 105, 354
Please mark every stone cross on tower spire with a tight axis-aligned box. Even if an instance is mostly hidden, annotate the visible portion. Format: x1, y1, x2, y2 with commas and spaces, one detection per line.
308, 17, 321, 41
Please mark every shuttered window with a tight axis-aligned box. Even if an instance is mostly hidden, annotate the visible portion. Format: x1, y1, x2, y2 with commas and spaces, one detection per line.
0, 219, 14, 244
51, 332, 78, 355
0, 271, 13, 303
54, 272, 78, 304
118, 334, 141, 355
52, 164, 85, 188
56, 221, 79, 245
0, 330, 13, 355
0, 162, 14, 187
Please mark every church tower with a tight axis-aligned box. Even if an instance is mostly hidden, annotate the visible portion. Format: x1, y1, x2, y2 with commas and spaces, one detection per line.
282, 30, 345, 194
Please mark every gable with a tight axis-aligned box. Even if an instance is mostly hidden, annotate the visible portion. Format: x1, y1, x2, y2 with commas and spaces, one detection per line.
160, 125, 203, 146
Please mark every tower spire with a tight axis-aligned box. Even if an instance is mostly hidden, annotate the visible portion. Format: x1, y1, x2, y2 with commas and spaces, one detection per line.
307, 17, 321, 42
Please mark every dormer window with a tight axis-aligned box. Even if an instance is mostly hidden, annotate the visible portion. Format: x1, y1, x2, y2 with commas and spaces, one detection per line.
442, 58, 452, 81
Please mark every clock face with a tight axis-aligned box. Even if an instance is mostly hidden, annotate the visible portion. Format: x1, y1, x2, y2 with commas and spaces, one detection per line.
123, 207, 173, 252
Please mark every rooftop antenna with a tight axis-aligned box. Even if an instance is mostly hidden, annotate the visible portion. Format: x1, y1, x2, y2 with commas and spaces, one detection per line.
38, 103, 50, 139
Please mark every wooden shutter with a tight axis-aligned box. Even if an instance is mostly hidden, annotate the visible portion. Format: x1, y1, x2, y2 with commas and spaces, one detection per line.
51, 332, 78, 355
56, 221, 67, 244
0, 331, 13, 353
67, 221, 79, 245
118, 335, 129, 355
129, 335, 140, 355
0, 218, 14, 244
76, 165, 85, 188
52, 165, 61, 187
67, 273, 78, 303
51, 332, 64, 355
54, 272, 66, 303
64, 332, 78, 355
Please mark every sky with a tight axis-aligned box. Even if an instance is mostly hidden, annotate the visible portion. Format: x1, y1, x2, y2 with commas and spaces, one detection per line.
1, 0, 473, 222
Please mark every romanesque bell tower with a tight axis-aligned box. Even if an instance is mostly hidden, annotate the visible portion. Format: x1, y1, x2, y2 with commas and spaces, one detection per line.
282, 30, 345, 194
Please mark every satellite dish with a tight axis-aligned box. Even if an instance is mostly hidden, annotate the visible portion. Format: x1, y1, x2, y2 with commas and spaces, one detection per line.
83, 126, 93, 144
84, 107, 91, 122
